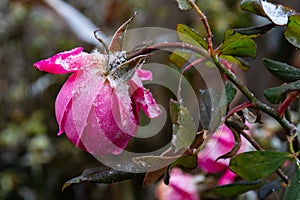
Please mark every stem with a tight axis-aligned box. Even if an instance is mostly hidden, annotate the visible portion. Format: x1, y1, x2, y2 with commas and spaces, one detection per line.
188, 0, 214, 55
212, 54, 296, 136
177, 57, 206, 100
126, 42, 208, 60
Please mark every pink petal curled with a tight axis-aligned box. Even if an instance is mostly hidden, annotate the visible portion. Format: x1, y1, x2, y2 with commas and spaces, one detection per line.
198, 124, 252, 185
33, 47, 91, 74
198, 125, 235, 174
137, 69, 153, 81
129, 72, 161, 119
141, 88, 162, 118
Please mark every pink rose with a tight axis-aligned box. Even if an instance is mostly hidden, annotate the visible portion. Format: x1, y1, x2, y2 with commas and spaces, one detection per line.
156, 168, 200, 200
198, 124, 251, 185
33, 47, 161, 156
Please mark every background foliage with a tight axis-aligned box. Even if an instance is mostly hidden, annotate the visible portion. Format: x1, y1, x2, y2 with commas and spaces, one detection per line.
1, 0, 300, 199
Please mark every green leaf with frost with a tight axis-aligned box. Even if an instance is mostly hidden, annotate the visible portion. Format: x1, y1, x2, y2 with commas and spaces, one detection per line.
285, 15, 300, 49
177, 24, 208, 49
171, 100, 197, 152
263, 58, 300, 82
175, 0, 196, 10
62, 164, 146, 190
169, 50, 192, 69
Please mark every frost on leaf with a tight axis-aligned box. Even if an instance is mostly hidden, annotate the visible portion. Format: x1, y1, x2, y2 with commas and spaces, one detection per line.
175, 0, 196, 10
261, 0, 298, 25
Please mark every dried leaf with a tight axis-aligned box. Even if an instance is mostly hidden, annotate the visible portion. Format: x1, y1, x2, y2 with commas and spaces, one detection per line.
109, 12, 137, 52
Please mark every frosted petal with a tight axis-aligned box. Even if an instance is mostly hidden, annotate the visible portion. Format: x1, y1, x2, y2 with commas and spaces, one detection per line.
61, 101, 87, 150
71, 69, 105, 147
128, 80, 161, 119
33, 47, 91, 74
79, 105, 127, 156
137, 69, 153, 81
93, 82, 135, 154
55, 73, 77, 136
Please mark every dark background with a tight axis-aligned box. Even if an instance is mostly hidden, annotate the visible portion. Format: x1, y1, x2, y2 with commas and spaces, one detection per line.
1, 0, 299, 199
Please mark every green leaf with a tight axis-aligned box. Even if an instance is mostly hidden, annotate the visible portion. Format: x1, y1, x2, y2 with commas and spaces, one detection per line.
199, 89, 219, 129
285, 15, 300, 49
283, 166, 300, 200
171, 101, 197, 152
170, 154, 198, 169
240, 0, 265, 17
170, 99, 180, 124
220, 55, 251, 70
62, 165, 145, 190
177, 24, 208, 49
225, 81, 237, 105
263, 58, 300, 82
233, 23, 275, 37
206, 180, 266, 197
219, 30, 257, 57
175, 0, 196, 10
199, 88, 228, 132
263, 80, 300, 104
229, 151, 289, 181
169, 50, 192, 69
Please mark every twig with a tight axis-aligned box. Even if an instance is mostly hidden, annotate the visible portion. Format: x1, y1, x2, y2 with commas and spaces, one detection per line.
212, 54, 297, 136
188, 0, 214, 55
126, 41, 208, 60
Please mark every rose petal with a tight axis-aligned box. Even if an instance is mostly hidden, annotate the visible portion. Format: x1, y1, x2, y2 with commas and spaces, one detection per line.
198, 125, 235, 173
55, 73, 77, 136
128, 79, 161, 119
198, 156, 227, 173
60, 100, 86, 150
137, 69, 153, 81
79, 105, 127, 156
93, 82, 135, 155
33, 47, 90, 74
156, 168, 200, 200
217, 169, 237, 186
71, 69, 104, 147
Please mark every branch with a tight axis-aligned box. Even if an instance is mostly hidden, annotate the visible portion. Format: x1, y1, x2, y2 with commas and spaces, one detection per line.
212, 54, 297, 136
188, 0, 214, 55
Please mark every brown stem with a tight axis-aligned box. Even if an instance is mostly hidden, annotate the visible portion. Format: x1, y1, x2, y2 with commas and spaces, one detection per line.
126, 42, 208, 60
212, 54, 297, 137
188, 0, 214, 55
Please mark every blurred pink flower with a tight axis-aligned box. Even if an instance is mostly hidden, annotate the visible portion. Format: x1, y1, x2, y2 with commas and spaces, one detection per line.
34, 47, 161, 156
156, 168, 200, 200
198, 124, 251, 185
